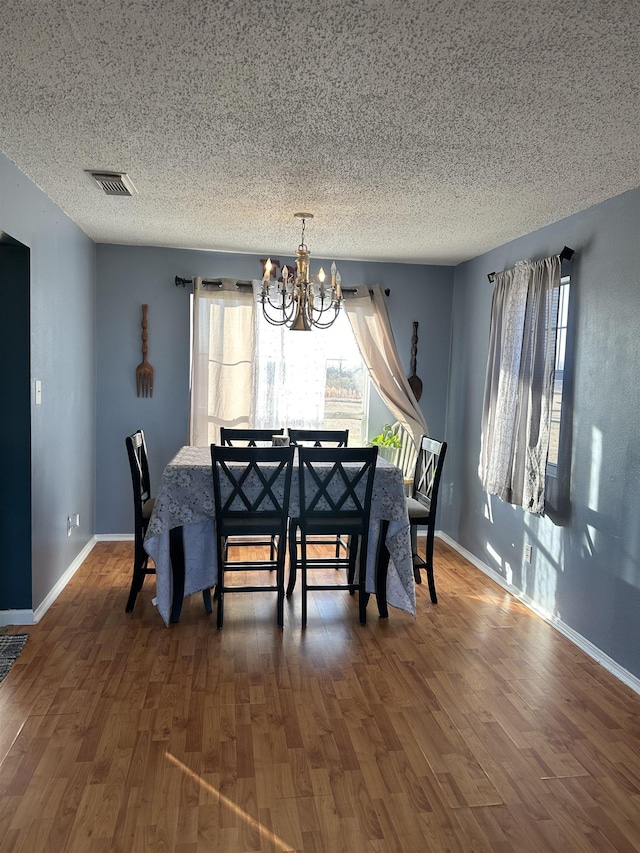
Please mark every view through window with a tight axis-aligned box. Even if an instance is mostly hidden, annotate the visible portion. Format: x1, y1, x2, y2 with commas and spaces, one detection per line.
548, 274, 570, 470
252, 307, 371, 443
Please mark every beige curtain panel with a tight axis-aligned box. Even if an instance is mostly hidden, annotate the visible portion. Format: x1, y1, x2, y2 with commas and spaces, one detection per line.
343, 284, 428, 450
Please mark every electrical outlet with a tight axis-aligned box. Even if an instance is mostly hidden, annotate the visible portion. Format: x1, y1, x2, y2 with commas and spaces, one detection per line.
67, 513, 80, 537
525, 544, 533, 563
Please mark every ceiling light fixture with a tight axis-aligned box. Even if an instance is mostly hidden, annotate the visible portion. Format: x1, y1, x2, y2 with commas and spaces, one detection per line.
260, 214, 342, 331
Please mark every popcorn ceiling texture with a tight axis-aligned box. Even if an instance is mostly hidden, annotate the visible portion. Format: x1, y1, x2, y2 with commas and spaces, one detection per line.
0, 0, 638, 264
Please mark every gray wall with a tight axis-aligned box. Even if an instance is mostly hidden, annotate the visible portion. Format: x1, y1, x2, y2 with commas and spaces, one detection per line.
0, 152, 96, 612
96, 244, 454, 533
442, 186, 640, 679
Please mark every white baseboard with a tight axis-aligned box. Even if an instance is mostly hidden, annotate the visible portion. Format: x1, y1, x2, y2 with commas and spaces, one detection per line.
437, 531, 640, 698
95, 533, 134, 541
2, 537, 99, 627
31, 537, 99, 623
1, 536, 130, 628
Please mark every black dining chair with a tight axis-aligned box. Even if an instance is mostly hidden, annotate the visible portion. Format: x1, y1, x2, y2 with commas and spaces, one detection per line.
288, 428, 349, 448
220, 427, 284, 446
288, 446, 378, 627
211, 444, 295, 628
407, 435, 447, 603
288, 429, 350, 560
219, 428, 286, 558
126, 430, 213, 618
125, 429, 156, 612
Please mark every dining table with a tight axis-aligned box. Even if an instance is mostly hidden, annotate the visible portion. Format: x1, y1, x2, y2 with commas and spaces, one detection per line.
144, 445, 415, 626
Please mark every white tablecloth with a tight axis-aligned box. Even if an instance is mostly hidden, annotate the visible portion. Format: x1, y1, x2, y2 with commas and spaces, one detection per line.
145, 446, 415, 625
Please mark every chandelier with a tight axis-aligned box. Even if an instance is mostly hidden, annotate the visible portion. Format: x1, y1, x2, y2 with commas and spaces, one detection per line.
259, 213, 342, 331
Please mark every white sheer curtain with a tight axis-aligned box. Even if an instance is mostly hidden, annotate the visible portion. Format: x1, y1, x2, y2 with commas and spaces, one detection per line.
190, 279, 428, 449
250, 280, 345, 430
479, 255, 562, 514
343, 284, 428, 449
189, 278, 255, 446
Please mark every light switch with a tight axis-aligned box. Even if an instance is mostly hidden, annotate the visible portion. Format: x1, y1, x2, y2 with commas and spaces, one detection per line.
35, 380, 42, 405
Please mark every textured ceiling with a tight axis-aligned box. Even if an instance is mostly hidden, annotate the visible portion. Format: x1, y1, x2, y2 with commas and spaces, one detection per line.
0, 0, 638, 265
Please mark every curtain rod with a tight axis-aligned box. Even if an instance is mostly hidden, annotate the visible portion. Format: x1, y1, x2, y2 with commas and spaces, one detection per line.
487, 246, 574, 283
174, 276, 390, 296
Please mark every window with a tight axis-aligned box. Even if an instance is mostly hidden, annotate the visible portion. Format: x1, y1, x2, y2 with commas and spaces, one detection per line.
252, 307, 372, 444
190, 281, 424, 450
547, 274, 570, 471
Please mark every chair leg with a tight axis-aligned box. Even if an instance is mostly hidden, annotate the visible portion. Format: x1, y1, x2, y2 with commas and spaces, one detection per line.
216, 554, 225, 628
125, 567, 143, 612
347, 536, 358, 591
216, 587, 224, 628
425, 525, 438, 604
410, 525, 423, 584
358, 549, 367, 625
286, 520, 298, 598
301, 537, 308, 628
126, 536, 149, 612
276, 536, 285, 628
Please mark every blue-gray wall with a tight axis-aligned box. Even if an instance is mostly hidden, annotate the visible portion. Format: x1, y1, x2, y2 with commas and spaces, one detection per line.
442, 186, 640, 679
0, 152, 96, 613
96, 244, 454, 533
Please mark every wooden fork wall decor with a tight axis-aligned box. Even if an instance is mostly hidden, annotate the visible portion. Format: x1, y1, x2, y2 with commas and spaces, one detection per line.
135, 304, 154, 397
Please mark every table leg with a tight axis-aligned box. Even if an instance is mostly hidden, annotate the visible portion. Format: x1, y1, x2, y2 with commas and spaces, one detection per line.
168, 525, 212, 622
169, 526, 186, 622
375, 519, 390, 618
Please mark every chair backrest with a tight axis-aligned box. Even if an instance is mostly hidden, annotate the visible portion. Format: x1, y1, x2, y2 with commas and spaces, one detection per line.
388, 421, 418, 482
211, 445, 295, 529
412, 436, 447, 515
297, 446, 378, 529
220, 427, 284, 447
126, 429, 151, 512
288, 428, 349, 448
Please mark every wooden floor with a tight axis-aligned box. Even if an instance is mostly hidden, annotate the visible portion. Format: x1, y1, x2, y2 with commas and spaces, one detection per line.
1, 540, 640, 852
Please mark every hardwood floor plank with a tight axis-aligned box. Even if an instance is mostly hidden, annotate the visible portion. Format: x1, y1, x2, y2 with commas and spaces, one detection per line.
2, 539, 640, 851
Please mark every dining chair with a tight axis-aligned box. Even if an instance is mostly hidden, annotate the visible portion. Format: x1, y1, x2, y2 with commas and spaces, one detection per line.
288, 428, 349, 448
125, 429, 156, 611
288, 429, 350, 560
407, 435, 447, 603
126, 430, 213, 617
219, 428, 285, 559
289, 446, 378, 627
211, 444, 295, 628
388, 421, 418, 495
220, 427, 284, 446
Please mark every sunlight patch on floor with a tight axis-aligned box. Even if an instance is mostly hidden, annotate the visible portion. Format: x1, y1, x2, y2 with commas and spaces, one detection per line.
166, 752, 294, 851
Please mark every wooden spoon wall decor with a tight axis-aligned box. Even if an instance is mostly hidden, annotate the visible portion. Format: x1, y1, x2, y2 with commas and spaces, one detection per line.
408, 321, 423, 401
135, 304, 154, 397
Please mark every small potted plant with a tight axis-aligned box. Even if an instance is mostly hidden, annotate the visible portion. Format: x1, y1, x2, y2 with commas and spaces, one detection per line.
370, 424, 402, 464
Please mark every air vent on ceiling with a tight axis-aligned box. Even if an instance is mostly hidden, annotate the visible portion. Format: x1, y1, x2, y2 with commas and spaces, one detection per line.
86, 170, 137, 197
